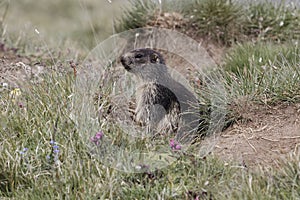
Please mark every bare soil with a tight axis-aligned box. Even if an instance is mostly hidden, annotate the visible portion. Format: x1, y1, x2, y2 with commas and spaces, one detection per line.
207, 103, 300, 168
0, 45, 39, 87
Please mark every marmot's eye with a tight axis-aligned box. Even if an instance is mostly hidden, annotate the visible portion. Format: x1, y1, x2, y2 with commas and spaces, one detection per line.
150, 54, 159, 63
135, 54, 143, 59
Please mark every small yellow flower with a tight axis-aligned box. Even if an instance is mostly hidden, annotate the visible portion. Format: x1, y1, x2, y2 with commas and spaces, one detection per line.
10, 88, 21, 100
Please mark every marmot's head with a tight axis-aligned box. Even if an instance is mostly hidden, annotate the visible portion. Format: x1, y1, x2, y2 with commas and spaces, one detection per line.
120, 48, 165, 71
120, 48, 167, 81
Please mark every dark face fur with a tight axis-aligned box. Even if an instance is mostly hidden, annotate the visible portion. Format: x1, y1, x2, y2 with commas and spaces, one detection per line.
120, 48, 165, 72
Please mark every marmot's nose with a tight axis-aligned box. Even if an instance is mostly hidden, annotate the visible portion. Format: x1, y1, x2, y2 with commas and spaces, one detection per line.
120, 55, 126, 65
120, 55, 132, 71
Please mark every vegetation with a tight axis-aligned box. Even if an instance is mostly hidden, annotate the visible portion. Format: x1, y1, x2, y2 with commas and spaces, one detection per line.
223, 42, 300, 104
116, 0, 300, 45
1, 78, 299, 198
184, 0, 244, 45
115, 0, 157, 33
0, 0, 300, 199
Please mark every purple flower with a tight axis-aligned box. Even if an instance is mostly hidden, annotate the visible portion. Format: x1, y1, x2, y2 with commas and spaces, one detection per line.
175, 144, 181, 150
169, 139, 181, 151
53, 149, 59, 154
50, 140, 56, 145
91, 131, 104, 145
47, 140, 60, 163
170, 139, 175, 147
49, 141, 60, 155
18, 102, 24, 108
52, 144, 59, 154
95, 131, 103, 139
19, 147, 28, 155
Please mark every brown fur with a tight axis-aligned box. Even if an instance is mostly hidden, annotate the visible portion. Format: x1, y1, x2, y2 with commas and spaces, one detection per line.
121, 48, 181, 134
121, 48, 200, 140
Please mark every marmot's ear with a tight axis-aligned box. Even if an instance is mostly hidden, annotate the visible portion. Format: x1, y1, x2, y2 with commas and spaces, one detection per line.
150, 53, 160, 64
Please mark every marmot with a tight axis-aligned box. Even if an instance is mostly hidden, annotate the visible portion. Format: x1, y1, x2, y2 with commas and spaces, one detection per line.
120, 48, 199, 139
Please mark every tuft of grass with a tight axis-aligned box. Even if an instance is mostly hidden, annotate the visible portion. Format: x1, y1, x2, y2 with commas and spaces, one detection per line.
184, 0, 243, 45
223, 42, 300, 74
116, 0, 300, 46
115, 0, 157, 33
243, 2, 300, 42
222, 42, 300, 104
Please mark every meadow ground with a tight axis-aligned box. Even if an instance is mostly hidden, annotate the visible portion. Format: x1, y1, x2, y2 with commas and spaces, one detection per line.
0, 0, 300, 199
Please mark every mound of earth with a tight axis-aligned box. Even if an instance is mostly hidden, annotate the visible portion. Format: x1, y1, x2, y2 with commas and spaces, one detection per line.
205, 103, 300, 168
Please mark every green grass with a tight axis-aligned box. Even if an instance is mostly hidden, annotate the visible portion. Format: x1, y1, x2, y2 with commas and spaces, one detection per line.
1, 79, 299, 199
1, 0, 300, 199
116, 0, 300, 45
0, 47, 299, 199
184, 0, 243, 45
243, 1, 300, 42
2, 0, 126, 51
0, 72, 299, 198
114, 0, 157, 33
222, 42, 300, 104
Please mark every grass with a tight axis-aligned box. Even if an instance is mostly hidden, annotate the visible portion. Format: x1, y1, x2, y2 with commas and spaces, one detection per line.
1, 83, 299, 199
1, 78, 299, 199
116, 0, 300, 45
184, 0, 243, 45
243, 1, 300, 42
2, 0, 126, 51
222, 42, 300, 104
115, 0, 157, 33
1, 0, 300, 199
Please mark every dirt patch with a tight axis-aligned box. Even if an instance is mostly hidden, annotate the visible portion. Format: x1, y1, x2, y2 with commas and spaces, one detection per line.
0, 45, 28, 85
206, 103, 300, 168
0, 44, 50, 88
147, 12, 226, 66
